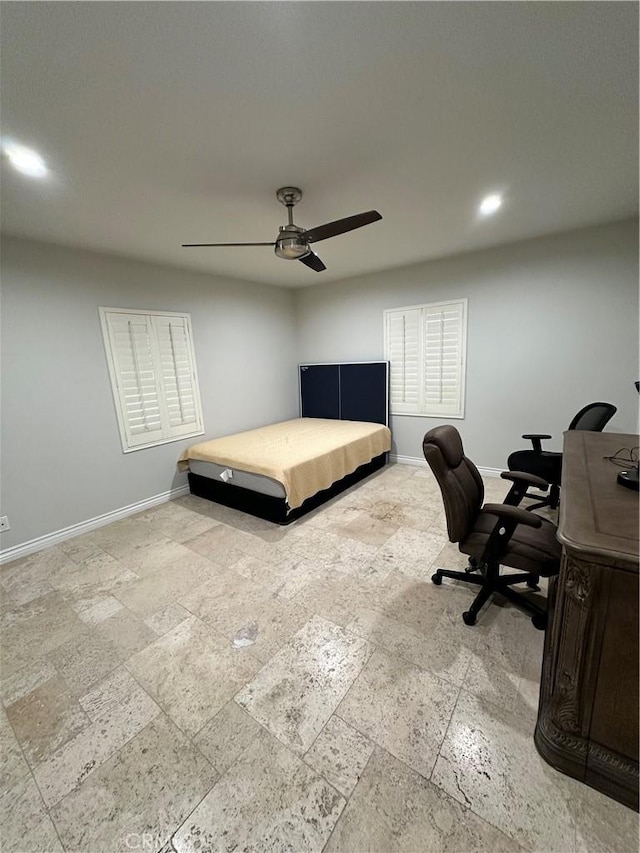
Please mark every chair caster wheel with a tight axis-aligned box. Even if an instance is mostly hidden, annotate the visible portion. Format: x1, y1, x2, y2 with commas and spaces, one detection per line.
431, 574, 442, 586
462, 611, 476, 626
531, 614, 547, 631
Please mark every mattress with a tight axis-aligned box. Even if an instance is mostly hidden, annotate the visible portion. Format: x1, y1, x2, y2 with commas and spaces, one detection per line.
178, 417, 392, 509
187, 460, 287, 499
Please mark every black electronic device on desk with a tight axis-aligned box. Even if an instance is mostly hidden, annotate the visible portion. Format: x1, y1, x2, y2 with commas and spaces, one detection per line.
618, 465, 639, 491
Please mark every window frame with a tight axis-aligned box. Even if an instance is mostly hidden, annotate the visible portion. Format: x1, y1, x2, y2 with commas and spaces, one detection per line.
383, 297, 468, 419
99, 306, 205, 453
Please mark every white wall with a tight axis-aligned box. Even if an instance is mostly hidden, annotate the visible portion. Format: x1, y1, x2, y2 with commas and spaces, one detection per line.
0, 237, 298, 549
294, 219, 639, 467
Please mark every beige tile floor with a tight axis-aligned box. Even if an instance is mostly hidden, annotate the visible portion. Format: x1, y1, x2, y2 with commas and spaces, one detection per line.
1, 463, 638, 853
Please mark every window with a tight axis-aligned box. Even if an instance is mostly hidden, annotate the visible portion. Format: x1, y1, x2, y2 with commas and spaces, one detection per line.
99, 307, 204, 452
384, 298, 467, 418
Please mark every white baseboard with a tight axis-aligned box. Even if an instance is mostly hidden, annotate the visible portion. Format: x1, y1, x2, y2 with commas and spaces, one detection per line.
390, 454, 427, 467
390, 453, 502, 478
477, 467, 503, 479
0, 485, 190, 565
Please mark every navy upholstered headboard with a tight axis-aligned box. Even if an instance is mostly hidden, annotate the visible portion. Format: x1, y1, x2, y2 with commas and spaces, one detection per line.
299, 362, 389, 427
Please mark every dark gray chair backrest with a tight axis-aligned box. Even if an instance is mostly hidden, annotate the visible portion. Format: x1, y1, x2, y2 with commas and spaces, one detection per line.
568, 402, 617, 432
422, 425, 484, 544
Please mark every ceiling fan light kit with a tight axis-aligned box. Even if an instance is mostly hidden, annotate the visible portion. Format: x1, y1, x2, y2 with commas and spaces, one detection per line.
182, 187, 382, 272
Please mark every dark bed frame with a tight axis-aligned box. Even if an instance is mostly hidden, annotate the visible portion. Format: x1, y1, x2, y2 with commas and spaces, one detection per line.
187, 361, 390, 525
188, 451, 387, 525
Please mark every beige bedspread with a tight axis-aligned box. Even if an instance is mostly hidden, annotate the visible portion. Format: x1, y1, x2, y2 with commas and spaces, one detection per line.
178, 417, 391, 510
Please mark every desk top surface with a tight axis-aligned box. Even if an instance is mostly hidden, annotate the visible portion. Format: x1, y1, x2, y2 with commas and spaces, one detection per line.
558, 431, 639, 569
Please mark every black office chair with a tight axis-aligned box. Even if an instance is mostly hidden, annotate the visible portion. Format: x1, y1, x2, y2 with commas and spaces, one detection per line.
507, 402, 617, 510
423, 425, 561, 629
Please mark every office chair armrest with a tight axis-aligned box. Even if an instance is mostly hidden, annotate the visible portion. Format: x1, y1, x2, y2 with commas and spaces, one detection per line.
501, 470, 549, 490
521, 433, 552, 452
500, 471, 549, 506
478, 503, 544, 568
482, 503, 543, 528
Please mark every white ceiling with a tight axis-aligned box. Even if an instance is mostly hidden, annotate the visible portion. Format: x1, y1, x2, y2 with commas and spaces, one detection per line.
1, 2, 637, 288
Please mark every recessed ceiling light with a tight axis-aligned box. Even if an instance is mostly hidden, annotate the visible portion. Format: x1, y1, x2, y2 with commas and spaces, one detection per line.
3, 142, 48, 178
479, 193, 502, 216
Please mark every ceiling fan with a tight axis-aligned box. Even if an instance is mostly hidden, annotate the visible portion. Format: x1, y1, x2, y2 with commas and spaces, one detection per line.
182, 187, 382, 272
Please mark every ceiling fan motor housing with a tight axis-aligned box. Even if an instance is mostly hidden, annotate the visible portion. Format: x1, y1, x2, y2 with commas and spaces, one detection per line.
275, 224, 309, 260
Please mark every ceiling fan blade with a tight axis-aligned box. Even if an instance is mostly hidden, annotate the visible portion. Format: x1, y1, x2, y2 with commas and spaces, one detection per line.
181, 242, 276, 247
304, 210, 382, 244
298, 250, 326, 272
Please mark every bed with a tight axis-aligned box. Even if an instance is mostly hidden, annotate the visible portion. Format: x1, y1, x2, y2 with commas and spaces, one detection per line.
178, 361, 391, 524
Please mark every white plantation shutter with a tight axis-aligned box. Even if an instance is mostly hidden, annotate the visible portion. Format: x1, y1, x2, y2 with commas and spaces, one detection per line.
104, 312, 164, 448
100, 308, 204, 452
155, 315, 201, 437
385, 308, 421, 414
423, 301, 466, 416
384, 299, 467, 419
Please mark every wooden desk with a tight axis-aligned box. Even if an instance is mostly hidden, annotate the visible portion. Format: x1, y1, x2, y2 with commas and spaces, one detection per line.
535, 431, 639, 810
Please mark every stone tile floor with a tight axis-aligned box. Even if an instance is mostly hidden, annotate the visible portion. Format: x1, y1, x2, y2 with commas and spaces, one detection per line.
1, 463, 638, 852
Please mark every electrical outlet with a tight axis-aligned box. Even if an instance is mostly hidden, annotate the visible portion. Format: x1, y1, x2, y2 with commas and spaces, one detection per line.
0, 516, 10, 532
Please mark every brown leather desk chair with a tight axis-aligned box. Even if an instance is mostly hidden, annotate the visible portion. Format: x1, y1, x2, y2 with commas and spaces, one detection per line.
423, 425, 561, 629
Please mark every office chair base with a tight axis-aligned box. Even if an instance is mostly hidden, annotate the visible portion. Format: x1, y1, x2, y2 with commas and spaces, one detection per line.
431, 565, 547, 629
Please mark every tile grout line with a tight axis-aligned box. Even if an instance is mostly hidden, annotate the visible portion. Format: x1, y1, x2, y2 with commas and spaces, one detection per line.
165, 702, 329, 852
35, 677, 162, 812
427, 680, 465, 783
426, 684, 540, 853
2, 705, 68, 853
318, 747, 377, 853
